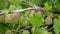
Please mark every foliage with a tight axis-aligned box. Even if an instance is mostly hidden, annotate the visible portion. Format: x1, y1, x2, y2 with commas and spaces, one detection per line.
29, 12, 44, 34
54, 15, 60, 34
44, 2, 52, 11
0, 0, 6, 10
0, 0, 60, 34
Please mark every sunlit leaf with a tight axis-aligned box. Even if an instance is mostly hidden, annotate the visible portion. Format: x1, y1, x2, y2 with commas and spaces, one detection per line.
29, 12, 44, 34
29, 12, 44, 27
4, 9, 9, 14
54, 16, 60, 34
9, 4, 16, 10
44, 2, 52, 11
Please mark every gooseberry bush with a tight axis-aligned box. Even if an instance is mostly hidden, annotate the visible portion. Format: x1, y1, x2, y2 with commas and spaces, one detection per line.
0, 0, 60, 34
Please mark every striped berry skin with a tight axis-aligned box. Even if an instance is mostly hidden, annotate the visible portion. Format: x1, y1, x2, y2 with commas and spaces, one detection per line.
35, 7, 44, 15
12, 12, 20, 21
5, 14, 13, 23
45, 15, 53, 25
36, 8, 44, 12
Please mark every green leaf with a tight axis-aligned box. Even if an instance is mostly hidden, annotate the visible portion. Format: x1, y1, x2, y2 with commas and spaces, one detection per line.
29, 12, 44, 27
0, 24, 10, 34
27, 0, 47, 7
44, 2, 52, 11
9, 22, 19, 30
55, 5, 60, 12
54, 16, 60, 34
9, 4, 16, 10
0, 0, 6, 10
4, 9, 10, 14
9, 4, 22, 10
9, 0, 21, 4
29, 12, 44, 34
15, 4, 22, 10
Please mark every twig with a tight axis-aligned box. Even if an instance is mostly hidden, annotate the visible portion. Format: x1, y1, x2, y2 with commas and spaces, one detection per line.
12, 8, 35, 13
48, 27, 53, 31
17, 25, 32, 33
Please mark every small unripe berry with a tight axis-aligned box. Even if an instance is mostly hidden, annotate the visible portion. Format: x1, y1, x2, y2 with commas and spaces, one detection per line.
5, 30, 15, 34
47, 32, 53, 34
5, 14, 12, 23
45, 15, 53, 25
31, 27, 35, 34
21, 30, 30, 34
12, 12, 20, 21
